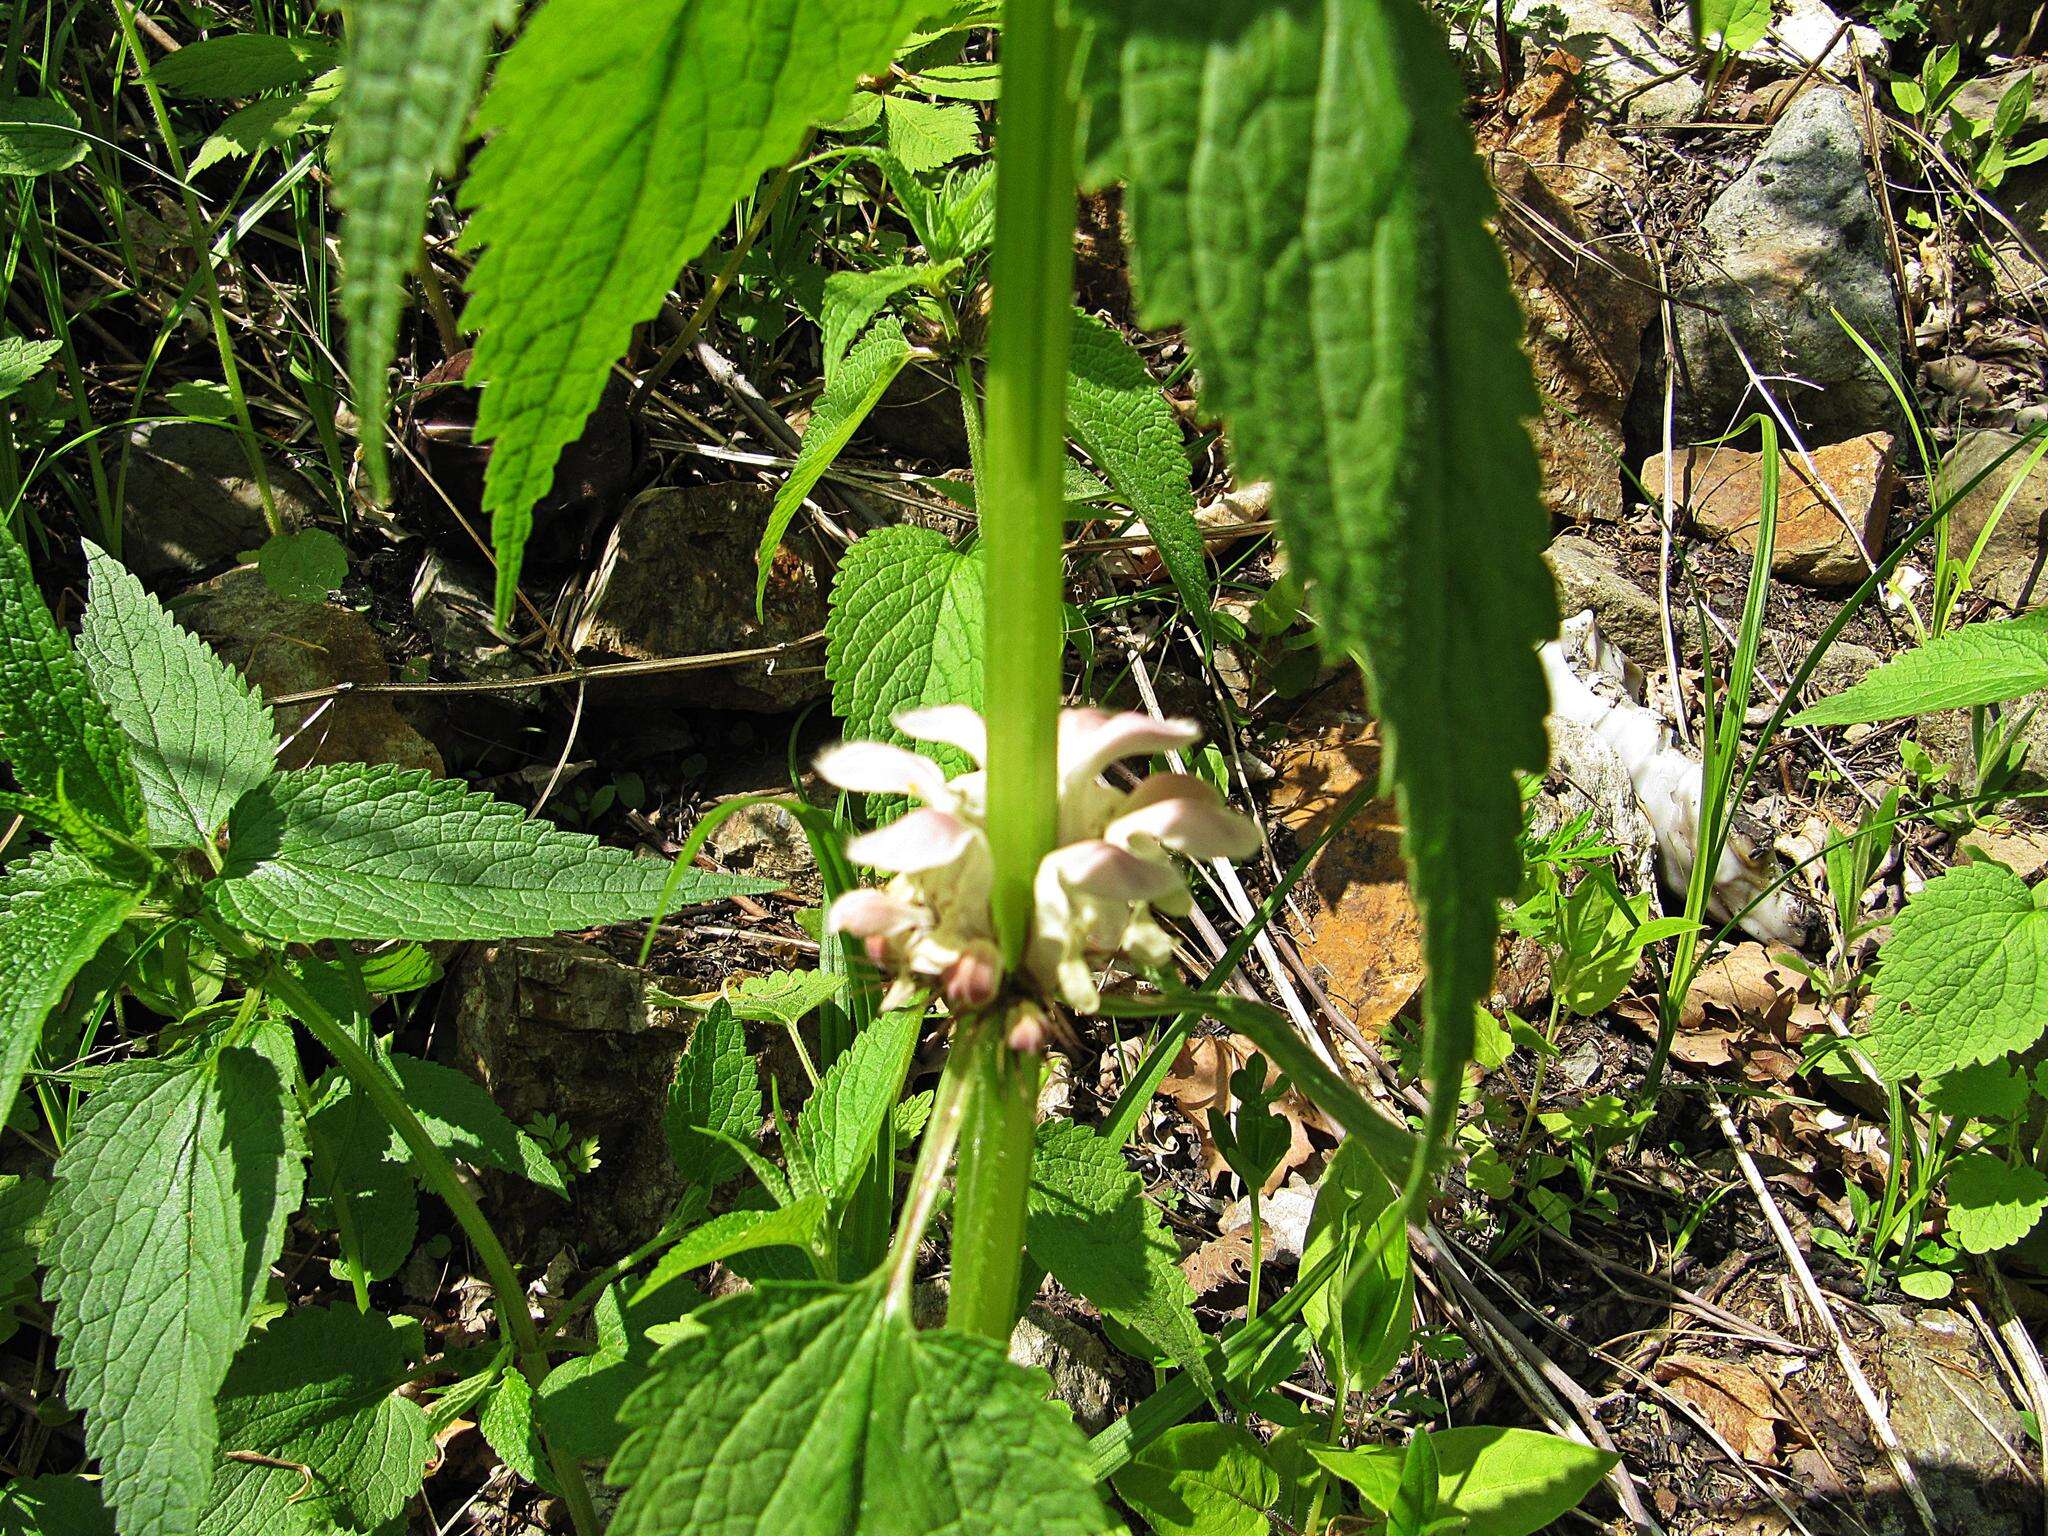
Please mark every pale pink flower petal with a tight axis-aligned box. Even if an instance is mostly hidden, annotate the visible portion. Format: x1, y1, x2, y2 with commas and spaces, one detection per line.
1059, 708, 1201, 787
893, 705, 988, 765
939, 940, 1003, 1010
1108, 796, 1261, 862
825, 887, 922, 939
846, 808, 980, 873
1118, 772, 1226, 812
1044, 840, 1185, 905
815, 741, 952, 804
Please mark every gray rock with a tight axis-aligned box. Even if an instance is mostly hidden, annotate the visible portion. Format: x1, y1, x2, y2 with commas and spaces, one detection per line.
1007, 1308, 1123, 1435
1773, 0, 1886, 75
1675, 88, 1905, 441
571, 484, 830, 713
1936, 430, 2048, 611
1865, 1305, 2032, 1535
1545, 533, 1666, 659
449, 937, 707, 1257
705, 797, 815, 887
120, 422, 320, 590
1509, 0, 1703, 124
175, 567, 442, 774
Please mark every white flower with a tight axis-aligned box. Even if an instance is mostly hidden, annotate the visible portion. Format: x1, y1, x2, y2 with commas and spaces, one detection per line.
817, 705, 1258, 1014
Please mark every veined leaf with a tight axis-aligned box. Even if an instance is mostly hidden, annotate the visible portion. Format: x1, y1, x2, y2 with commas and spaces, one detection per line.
1066, 311, 1208, 632
0, 850, 138, 1132
385, 1052, 568, 1198
1301, 1137, 1412, 1396
758, 320, 917, 617
77, 543, 277, 849
1791, 615, 2048, 726
1946, 1152, 2048, 1255
1691, 0, 1773, 54
1112, 1423, 1277, 1536
1864, 860, 2048, 1080
1076, 0, 1555, 1166
667, 999, 763, 1188
881, 94, 979, 173
0, 519, 143, 837
305, 1068, 418, 1281
198, 1305, 432, 1534
821, 263, 955, 381
792, 1009, 921, 1204
149, 33, 338, 98
0, 95, 89, 176
191, 70, 341, 174
0, 337, 61, 401
609, 1279, 1110, 1535
206, 763, 773, 942
634, 1196, 828, 1303
457, 0, 932, 624
46, 1050, 302, 1536
726, 968, 851, 1028
538, 1280, 705, 1463
1314, 1426, 1617, 1536
1026, 1119, 1211, 1396
824, 525, 984, 777
479, 1363, 556, 1494
334, 0, 509, 502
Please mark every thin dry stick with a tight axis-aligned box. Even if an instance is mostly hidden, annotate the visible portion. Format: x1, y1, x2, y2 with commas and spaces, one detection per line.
1708, 1092, 1941, 1536
1980, 1265, 2048, 1534
1415, 1227, 1670, 1536
264, 631, 825, 707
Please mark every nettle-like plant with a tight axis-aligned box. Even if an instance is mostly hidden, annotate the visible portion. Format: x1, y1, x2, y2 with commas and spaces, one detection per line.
0, 0, 1611, 1532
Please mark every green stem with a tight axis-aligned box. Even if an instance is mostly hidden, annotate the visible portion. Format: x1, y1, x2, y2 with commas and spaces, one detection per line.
206, 923, 602, 1536
980, 0, 1076, 962
948, 1018, 1040, 1338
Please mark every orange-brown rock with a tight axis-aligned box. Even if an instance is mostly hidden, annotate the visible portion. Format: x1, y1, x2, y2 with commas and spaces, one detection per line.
1268, 677, 1422, 1037
1644, 432, 1896, 589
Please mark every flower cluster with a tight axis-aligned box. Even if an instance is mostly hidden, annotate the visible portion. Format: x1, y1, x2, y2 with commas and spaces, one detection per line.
818, 705, 1258, 1015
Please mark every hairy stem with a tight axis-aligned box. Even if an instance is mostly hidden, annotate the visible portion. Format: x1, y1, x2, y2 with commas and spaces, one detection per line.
980, 0, 1076, 960
947, 1018, 1040, 1339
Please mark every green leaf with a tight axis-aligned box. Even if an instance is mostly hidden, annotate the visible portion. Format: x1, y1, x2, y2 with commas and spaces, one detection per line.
759, 320, 917, 616
150, 34, 339, 98
207, 762, 772, 941
538, 1280, 705, 1463
0, 850, 139, 1133
882, 94, 979, 172
1302, 1137, 1412, 1396
1390, 1429, 1439, 1536
385, 1052, 569, 1198
0, 95, 89, 176
0, 1174, 51, 1298
46, 1050, 302, 1536
0, 1476, 115, 1536
1927, 1061, 2031, 1123
1066, 311, 1209, 633
478, 1364, 556, 1494
456, 0, 932, 624
1076, 0, 1555, 1167
0, 518, 144, 837
667, 999, 763, 1188
1865, 861, 2048, 1079
305, 1070, 418, 1280
0, 337, 61, 401
335, 0, 509, 503
824, 525, 984, 778
1790, 616, 2048, 726
1314, 1427, 1616, 1533
793, 1008, 921, 1204
634, 1196, 828, 1303
821, 263, 954, 381
198, 1306, 432, 1534
726, 968, 852, 1028
255, 527, 349, 603
1946, 1152, 2048, 1255
1026, 1118, 1211, 1396
191, 70, 341, 173
1691, 0, 1773, 53
608, 1279, 1110, 1536
1111, 1422, 1278, 1536
77, 542, 277, 849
